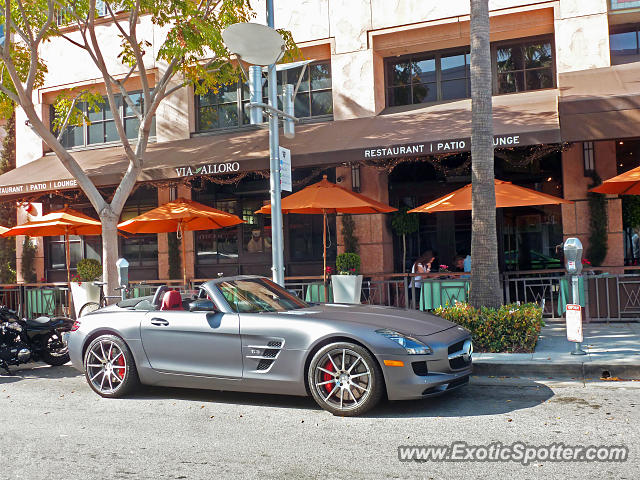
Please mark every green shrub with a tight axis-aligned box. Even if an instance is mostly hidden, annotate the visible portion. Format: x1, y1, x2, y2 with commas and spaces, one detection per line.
76, 258, 103, 282
434, 302, 544, 353
336, 252, 360, 275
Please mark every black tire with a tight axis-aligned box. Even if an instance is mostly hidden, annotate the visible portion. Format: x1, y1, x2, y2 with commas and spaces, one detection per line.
79, 302, 101, 317
83, 334, 139, 398
307, 342, 384, 416
40, 331, 70, 366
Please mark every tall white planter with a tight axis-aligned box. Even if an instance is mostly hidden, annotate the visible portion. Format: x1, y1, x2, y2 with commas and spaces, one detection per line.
331, 275, 363, 304
70, 282, 101, 318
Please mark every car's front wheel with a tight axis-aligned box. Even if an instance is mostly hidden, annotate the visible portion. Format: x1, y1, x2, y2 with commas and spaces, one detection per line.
83, 335, 139, 398
308, 342, 384, 416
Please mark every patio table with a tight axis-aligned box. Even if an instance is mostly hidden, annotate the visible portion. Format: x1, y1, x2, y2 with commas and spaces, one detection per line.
420, 280, 469, 311
304, 283, 334, 303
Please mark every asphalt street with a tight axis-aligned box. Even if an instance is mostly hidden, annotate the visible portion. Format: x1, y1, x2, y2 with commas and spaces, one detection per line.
0, 363, 638, 480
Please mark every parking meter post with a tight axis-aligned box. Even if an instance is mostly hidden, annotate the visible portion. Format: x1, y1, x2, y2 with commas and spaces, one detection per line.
571, 274, 587, 355
116, 258, 129, 301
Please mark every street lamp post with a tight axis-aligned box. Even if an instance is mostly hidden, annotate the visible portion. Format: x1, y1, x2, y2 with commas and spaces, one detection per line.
265, 0, 285, 286
222, 12, 292, 287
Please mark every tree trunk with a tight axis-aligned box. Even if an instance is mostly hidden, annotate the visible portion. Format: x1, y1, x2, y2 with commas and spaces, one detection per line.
469, 0, 502, 308
99, 209, 120, 303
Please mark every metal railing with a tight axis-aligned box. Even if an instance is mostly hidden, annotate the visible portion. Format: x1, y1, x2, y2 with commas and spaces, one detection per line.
0, 283, 71, 318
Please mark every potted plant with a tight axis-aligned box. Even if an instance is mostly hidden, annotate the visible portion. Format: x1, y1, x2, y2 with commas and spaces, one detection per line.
331, 252, 363, 304
70, 258, 102, 317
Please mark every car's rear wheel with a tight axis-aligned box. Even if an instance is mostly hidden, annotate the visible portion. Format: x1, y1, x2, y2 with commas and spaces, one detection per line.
308, 342, 383, 416
83, 335, 138, 398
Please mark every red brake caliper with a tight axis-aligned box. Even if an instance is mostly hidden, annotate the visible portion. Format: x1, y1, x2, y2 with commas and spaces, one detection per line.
111, 350, 125, 379
322, 359, 335, 394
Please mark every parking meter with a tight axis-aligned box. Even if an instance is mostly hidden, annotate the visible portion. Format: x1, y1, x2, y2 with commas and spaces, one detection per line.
562, 238, 586, 355
563, 238, 583, 274
116, 258, 129, 291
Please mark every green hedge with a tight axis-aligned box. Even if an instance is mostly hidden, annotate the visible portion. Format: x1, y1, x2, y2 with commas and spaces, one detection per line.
434, 303, 544, 353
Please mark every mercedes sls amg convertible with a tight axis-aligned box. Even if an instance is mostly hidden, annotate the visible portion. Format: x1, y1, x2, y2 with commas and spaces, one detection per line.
68, 276, 472, 416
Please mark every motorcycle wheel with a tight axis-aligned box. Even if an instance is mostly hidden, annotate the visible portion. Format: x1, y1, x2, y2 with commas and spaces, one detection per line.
41, 331, 70, 366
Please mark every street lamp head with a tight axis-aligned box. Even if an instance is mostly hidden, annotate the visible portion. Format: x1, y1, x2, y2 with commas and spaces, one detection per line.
222, 22, 285, 66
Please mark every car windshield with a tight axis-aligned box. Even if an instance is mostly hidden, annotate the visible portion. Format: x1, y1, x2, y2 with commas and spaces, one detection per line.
216, 278, 308, 313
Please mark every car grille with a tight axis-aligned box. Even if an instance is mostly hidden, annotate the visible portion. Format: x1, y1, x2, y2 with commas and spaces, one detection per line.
411, 361, 428, 376
448, 338, 472, 370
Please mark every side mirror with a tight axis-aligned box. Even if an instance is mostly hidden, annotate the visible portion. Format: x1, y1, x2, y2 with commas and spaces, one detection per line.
188, 299, 217, 312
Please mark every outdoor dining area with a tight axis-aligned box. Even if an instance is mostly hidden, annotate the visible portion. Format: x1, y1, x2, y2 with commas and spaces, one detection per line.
2, 166, 640, 323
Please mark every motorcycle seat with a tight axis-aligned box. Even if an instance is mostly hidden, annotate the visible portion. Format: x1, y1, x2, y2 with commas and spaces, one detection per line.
26, 316, 57, 328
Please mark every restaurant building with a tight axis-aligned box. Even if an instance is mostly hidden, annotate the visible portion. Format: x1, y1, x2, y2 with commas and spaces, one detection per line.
1, 0, 639, 282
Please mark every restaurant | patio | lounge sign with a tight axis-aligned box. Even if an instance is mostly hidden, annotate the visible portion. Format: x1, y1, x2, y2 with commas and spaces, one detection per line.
0, 179, 78, 195
363, 135, 521, 159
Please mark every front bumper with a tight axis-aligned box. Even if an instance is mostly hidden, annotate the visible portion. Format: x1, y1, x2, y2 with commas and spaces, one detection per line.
377, 332, 473, 401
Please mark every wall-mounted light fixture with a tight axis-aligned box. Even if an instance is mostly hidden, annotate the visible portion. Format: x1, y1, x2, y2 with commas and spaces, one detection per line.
351, 164, 361, 192
583, 141, 595, 176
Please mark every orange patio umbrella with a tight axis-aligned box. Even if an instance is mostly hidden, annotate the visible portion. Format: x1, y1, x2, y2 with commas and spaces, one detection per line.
256, 175, 397, 282
590, 165, 640, 195
408, 179, 572, 213
0, 226, 7, 235
118, 198, 244, 284
1, 206, 102, 286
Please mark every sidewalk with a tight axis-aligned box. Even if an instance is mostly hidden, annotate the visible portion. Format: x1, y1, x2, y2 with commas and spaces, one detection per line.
472, 321, 640, 379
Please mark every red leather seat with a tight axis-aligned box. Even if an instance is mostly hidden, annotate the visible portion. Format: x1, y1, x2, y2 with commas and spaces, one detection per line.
161, 290, 183, 311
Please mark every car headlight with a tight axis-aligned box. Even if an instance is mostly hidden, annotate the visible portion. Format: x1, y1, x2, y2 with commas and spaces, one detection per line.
376, 329, 433, 355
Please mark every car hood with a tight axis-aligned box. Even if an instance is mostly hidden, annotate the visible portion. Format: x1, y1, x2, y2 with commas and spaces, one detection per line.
276, 303, 457, 336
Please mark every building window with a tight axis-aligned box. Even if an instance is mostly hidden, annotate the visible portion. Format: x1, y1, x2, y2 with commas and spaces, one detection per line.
51, 91, 156, 149
119, 186, 158, 269
195, 199, 240, 264
56, 0, 107, 26
583, 141, 596, 175
494, 38, 554, 94
385, 50, 471, 107
610, 25, 640, 65
195, 61, 332, 132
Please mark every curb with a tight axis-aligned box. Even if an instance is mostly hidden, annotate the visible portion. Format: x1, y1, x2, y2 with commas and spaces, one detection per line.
472, 361, 640, 380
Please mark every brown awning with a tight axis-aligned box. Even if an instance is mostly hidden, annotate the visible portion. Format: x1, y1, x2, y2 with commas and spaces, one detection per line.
559, 62, 640, 142
0, 88, 560, 200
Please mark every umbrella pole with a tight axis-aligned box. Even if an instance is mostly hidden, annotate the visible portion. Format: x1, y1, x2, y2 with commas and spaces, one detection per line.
323, 210, 327, 287
66, 230, 75, 319
181, 233, 187, 286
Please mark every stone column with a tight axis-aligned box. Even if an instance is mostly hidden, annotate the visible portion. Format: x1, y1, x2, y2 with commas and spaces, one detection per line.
561, 141, 624, 267
335, 165, 393, 275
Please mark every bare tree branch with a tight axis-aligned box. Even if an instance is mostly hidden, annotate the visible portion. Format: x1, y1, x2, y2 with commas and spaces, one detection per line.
25, 0, 54, 94
86, 0, 135, 162
15, 0, 34, 43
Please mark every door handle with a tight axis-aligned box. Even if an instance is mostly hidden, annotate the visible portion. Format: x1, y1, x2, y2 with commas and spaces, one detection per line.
150, 318, 169, 326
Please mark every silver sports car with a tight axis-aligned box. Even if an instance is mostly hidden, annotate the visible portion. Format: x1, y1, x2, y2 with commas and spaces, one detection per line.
68, 276, 472, 416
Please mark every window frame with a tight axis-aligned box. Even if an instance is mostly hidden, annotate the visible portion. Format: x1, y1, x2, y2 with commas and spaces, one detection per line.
51, 90, 156, 150
384, 46, 472, 108
194, 60, 333, 133
490, 35, 556, 95
609, 23, 640, 65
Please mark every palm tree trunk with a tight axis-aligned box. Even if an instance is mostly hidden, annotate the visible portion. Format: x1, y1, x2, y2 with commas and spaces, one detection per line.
469, 0, 502, 308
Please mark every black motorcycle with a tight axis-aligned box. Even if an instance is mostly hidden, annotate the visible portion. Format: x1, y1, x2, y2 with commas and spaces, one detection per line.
0, 306, 74, 374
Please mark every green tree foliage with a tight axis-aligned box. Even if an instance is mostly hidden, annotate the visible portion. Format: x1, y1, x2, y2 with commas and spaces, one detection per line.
21, 236, 37, 283
168, 233, 181, 280
0, 112, 16, 283
391, 206, 419, 273
341, 214, 358, 254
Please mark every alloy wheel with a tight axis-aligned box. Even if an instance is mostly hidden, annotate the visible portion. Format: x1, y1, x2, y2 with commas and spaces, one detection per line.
312, 347, 372, 412
86, 339, 127, 395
